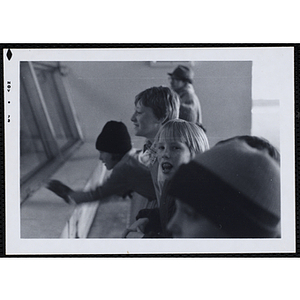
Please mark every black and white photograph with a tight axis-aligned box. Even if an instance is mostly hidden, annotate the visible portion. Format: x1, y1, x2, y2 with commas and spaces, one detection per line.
4, 46, 295, 255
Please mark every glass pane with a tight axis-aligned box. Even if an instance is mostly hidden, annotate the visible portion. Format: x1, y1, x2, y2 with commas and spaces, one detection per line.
34, 66, 72, 149
20, 81, 48, 179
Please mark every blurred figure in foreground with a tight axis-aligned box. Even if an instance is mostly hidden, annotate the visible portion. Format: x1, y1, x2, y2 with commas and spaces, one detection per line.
167, 136, 281, 238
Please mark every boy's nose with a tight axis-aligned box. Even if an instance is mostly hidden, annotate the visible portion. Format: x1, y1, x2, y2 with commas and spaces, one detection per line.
131, 112, 137, 122
162, 147, 170, 158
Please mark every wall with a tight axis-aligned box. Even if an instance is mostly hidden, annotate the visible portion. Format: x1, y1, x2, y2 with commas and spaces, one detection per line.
251, 99, 280, 150
63, 61, 252, 149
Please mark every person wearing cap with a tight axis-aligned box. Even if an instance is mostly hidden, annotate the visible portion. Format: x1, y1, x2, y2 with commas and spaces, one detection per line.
216, 135, 280, 165
47, 121, 157, 205
166, 137, 281, 238
168, 65, 202, 124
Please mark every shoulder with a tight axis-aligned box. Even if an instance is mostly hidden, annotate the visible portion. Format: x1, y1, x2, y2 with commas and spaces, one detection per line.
184, 84, 199, 102
116, 148, 149, 171
115, 148, 137, 164
184, 83, 197, 95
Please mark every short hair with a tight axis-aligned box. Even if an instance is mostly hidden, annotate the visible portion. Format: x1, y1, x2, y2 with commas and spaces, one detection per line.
154, 119, 210, 155
216, 135, 280, 164
134, 86, 180, 124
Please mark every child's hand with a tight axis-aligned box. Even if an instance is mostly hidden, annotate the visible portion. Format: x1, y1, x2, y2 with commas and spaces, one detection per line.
47, 180, 74, 204
122, 218, 149, 238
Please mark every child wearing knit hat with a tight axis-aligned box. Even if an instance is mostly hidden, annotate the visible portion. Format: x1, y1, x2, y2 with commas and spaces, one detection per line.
167, 136, 281, 238
95, 121, 132, 170
47, 120, 157, 204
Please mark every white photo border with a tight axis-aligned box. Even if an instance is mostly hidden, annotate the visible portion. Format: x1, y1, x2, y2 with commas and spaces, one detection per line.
3, 45, 296, 255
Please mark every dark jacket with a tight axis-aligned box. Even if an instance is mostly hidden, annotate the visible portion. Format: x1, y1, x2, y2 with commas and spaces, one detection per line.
136, 180, 176, 238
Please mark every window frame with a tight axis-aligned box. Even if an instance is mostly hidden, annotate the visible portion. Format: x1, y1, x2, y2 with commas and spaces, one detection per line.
20, 61, 83, 202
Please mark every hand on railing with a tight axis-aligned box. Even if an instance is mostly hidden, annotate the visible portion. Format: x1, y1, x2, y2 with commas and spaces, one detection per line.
122, 218, 149, 238
47, 180, 75, 204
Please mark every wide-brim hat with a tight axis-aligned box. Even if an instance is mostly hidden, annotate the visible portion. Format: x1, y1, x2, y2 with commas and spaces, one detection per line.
168, 65, 194, 83
168, 139, 281, 238
96, 121, 132, 154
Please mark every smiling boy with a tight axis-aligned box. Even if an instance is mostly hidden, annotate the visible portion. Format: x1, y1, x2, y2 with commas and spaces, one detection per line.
127, 86, 180, 224
131, 86, 179, 142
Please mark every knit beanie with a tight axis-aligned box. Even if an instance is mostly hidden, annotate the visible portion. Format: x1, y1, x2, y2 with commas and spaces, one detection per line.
168, 139, 281, 238
95, 121, 132, 154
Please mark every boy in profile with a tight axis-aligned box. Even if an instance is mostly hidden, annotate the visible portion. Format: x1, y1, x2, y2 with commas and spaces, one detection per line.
47, 120, 157, 204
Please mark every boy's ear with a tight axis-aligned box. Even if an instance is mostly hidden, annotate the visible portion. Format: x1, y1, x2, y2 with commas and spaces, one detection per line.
190, 151, 196, 160
111, 153, 123, 162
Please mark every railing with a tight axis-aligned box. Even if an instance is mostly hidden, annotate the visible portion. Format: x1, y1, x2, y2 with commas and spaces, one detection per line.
59, 161, 155, 238
60, 163, 108, 238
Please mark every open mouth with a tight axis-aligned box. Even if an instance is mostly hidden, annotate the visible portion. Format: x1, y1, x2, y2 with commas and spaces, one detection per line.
161, 162, 173, 174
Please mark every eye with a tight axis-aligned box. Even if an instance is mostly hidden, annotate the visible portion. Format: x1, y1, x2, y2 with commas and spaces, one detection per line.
158, 145, 165, 151
172, 145, 181, 151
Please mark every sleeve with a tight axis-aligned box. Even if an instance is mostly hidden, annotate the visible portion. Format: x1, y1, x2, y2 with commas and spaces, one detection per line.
70, 162, 133, 204
136, 208, 162, 235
